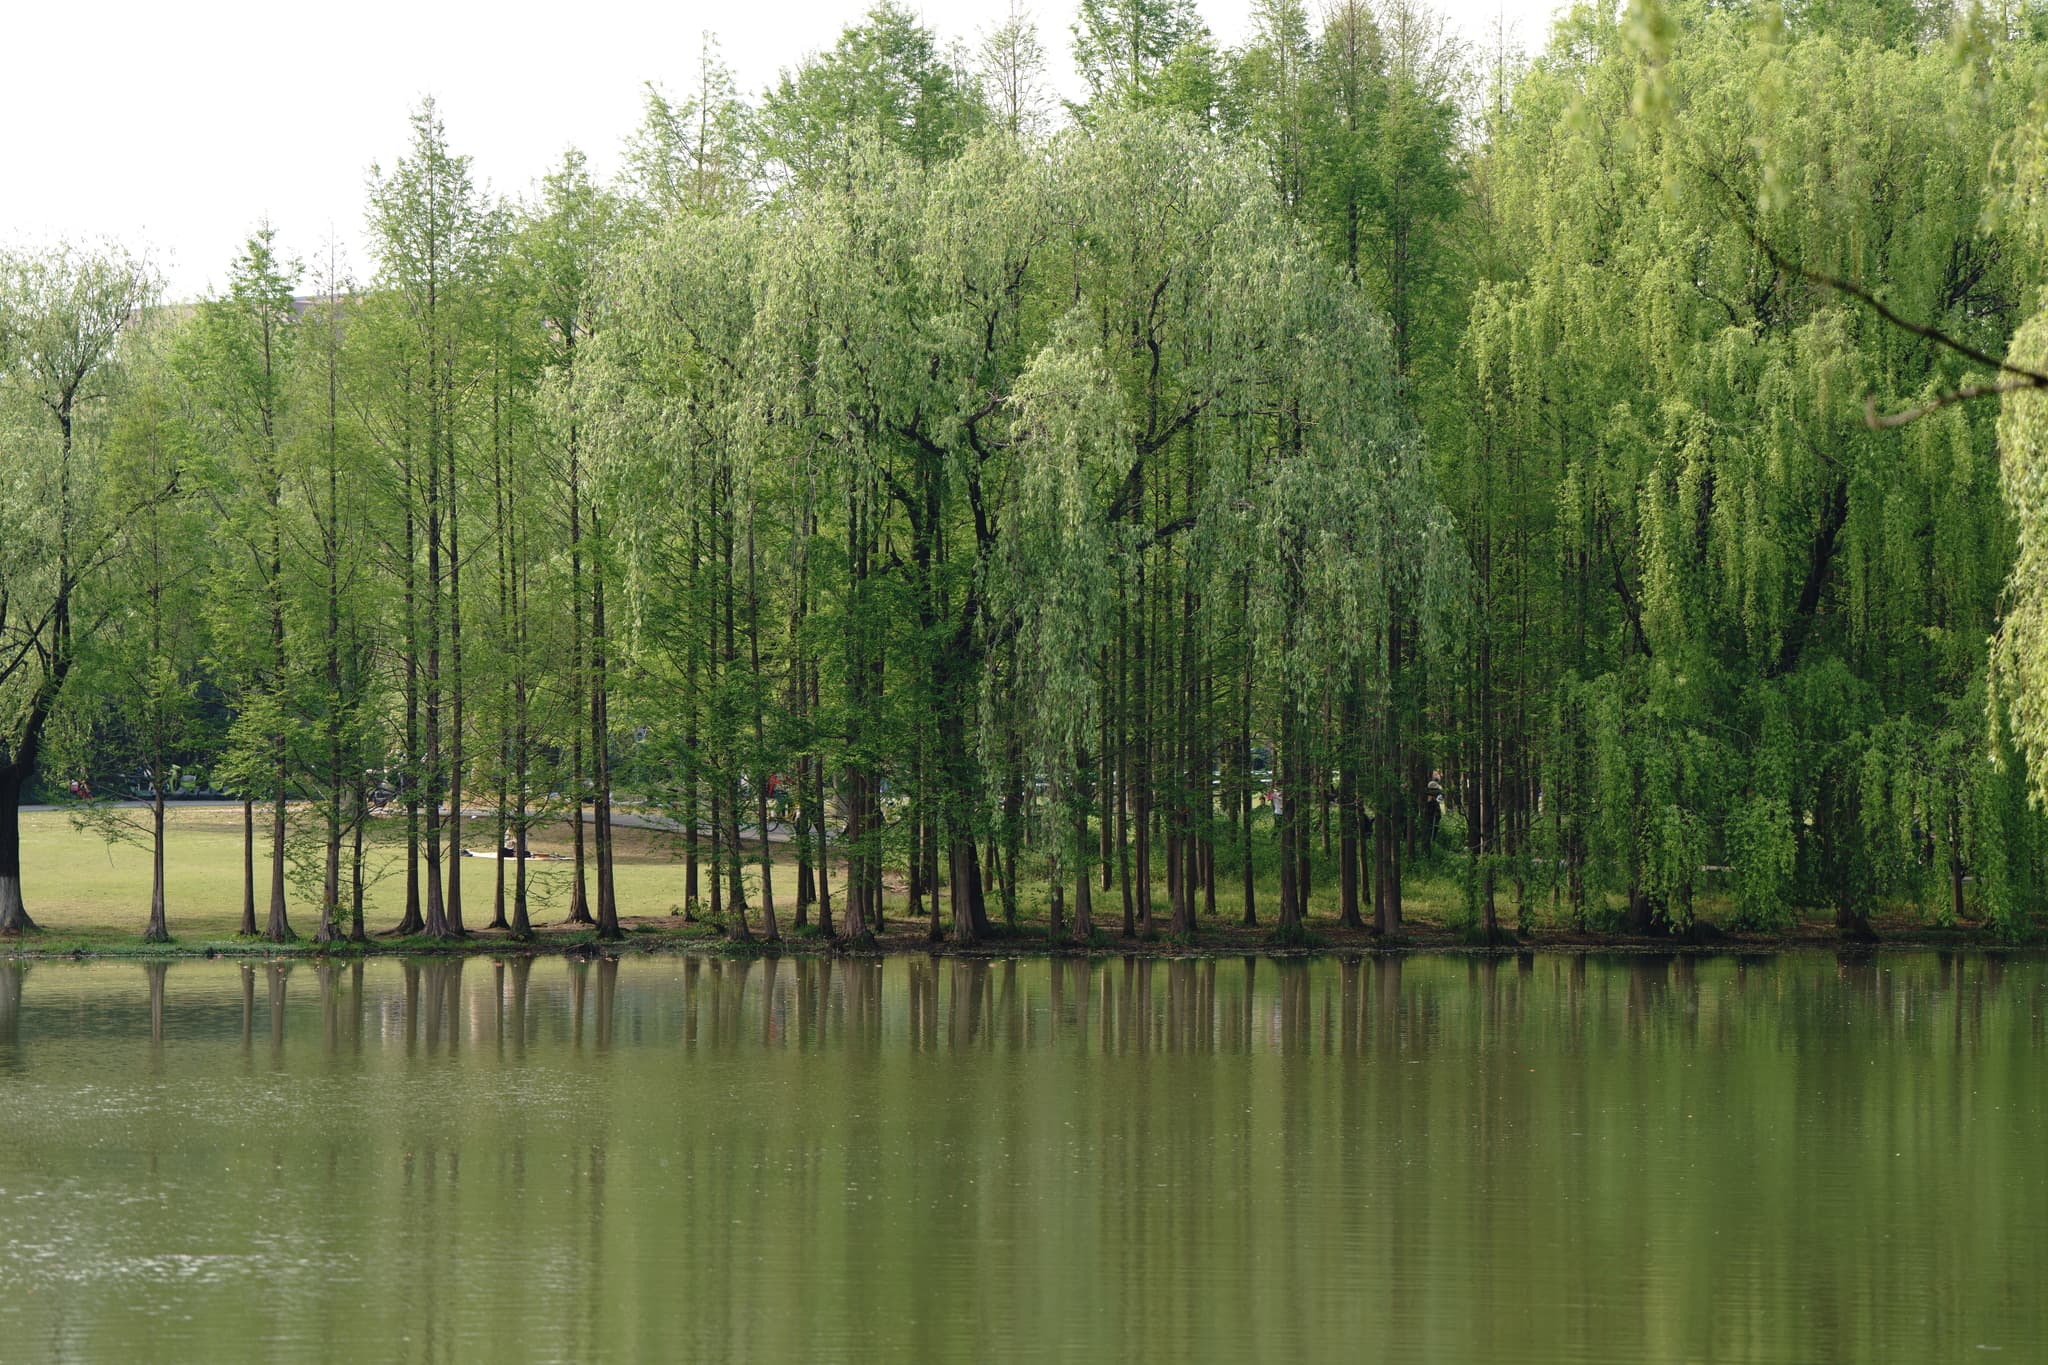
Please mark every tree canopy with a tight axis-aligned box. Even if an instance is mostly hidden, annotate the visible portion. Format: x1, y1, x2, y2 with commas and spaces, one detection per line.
7, 0, 2048, 949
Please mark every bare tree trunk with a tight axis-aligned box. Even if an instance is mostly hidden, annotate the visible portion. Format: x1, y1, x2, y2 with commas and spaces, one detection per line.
396, 491, 424, 937
266, 761, 292, 942
241, 797, 257, 936
490, 735, 509, 933
1116, 581, 1134, 938
1338, 677, 1363, 931
424, 415, 447, 938
318, 607, 342, 944
445, 387, 466, 937
1072, 795, 1094, 943
565, 414, 592, 926
350, 777, 367, 942
145, 787, 168, 943
0, 767, 39, 935
747, 521, 777, 943
511, 654, 534, 942
812, 690, 834, 937
1240, 573, 1256, 929
721, 498, 751, 943
1099, 694, 1113, 893
593, 525, 620, 942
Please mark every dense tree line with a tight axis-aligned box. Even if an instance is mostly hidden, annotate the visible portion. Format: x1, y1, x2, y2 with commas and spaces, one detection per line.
2, 0, 2047, 945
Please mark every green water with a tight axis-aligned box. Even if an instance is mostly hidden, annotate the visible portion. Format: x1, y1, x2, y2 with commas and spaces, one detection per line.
0, 952, 2041, 1363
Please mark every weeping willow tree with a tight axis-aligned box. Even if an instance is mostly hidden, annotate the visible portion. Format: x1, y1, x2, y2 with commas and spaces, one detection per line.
993, 318, 1129, 942
1990, 72, 2048, 832
591, 112, 1446, 945
1456, 0, 2048, 935
1235, 266, 1460, 939
589, 208, 770, 939
0, 246, 157, 935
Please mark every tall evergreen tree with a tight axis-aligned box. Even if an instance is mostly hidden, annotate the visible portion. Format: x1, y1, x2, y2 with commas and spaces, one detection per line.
367, 99, 495, 939
190, 226, 301, 943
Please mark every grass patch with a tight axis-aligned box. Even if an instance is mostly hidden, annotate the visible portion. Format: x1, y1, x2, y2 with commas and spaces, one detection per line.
13, 804, 2038, 958
14, 804, 814, 943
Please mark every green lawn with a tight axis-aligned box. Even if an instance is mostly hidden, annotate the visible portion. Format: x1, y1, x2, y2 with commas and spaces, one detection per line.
16, 804, 794, 945
18, 802, 1469, 951
22, 803, 1969, 955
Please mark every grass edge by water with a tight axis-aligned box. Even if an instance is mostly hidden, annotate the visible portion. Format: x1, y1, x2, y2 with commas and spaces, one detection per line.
4, 916, 2041, 962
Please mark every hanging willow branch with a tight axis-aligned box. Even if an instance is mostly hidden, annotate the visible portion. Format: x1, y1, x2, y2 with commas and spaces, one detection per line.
1705, 164, 2048, 428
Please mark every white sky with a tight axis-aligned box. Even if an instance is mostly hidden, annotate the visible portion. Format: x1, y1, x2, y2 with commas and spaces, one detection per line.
2, 0, 1562, 299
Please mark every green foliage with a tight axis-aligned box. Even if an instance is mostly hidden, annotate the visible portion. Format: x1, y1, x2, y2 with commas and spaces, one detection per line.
759, 3, 986, 182
624, 35, 756, 219
1071, 0, 1209, 115
22, 1, 2048, 951
0, 243, 158, 771
1453, 3, 2048, 933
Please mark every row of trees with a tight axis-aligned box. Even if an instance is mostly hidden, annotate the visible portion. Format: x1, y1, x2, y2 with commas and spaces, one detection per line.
4, 0, 2047, 946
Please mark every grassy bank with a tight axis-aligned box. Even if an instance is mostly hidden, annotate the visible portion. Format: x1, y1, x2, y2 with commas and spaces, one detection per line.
12, 804, 747, 950
5, 804, 2032, 959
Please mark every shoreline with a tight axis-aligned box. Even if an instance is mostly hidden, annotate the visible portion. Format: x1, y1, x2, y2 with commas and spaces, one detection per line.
4, 918, 2041, 962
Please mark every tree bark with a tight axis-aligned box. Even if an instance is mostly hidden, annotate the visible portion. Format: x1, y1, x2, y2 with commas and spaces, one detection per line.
593, 515, 620, 942
0, 767, 38, 934
145, 787, 169, 943
241, 798, 257, 937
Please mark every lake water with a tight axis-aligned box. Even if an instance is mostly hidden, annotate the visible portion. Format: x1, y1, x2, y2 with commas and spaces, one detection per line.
0, 952, 2041, 1362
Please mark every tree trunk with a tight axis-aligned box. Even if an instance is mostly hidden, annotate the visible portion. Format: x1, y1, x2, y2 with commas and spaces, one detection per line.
1048, 846, 1065, 943
424, 425, 446, 939
266, 765, 293, 942
0, 767, 37, 934
395, 483, 424, 938
795, 751, 813, 929
445, 402, 466, 938
1135, 554, 1153, 933
841, 765, 867, 941
1951, 838, 1967, 926
1072, 800, 1094, 943
1276, 701, 1297, 936
1338, 679, 1363, 931
350, 777, 368, 942
593, 529, 620, 942
511, 664, 534, 941
565, 457, 592, 926
144, 787, 168, 943
241, 798, 257, 937
1239, 571, 1256, 929
812, 712, 834, 937
1099, 695, 1114, 894
319, 555, 342, 944
489, 766, 510, 931
710, 787, 725, 925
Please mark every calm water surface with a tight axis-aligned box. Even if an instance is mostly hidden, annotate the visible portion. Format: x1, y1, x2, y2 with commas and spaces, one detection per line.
0, 952, 2042, 1363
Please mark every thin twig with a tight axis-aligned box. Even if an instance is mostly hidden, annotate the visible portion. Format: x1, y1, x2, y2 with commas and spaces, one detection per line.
1865, 378, 2044, 429
1704, 163, 2048, 427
